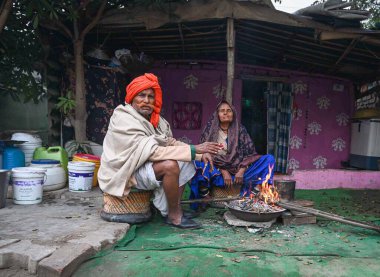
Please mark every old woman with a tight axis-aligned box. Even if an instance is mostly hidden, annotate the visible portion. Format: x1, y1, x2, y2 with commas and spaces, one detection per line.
190, 101, 275, 206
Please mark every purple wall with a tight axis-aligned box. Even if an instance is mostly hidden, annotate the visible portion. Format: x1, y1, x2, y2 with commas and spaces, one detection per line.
153, 66, 242, 144
288, 77, 354, 171
152, 62, 354, 170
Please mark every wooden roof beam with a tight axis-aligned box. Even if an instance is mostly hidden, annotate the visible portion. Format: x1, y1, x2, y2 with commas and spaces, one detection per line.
329, 38, 359, 74
178, 23, 186, 57
272, 33, 297, 68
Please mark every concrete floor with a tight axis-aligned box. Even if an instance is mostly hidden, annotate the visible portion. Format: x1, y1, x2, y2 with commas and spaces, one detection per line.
0, 188, 129, 276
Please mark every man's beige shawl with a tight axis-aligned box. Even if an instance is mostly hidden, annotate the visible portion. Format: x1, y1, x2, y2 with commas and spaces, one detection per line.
98, 104, 172, 197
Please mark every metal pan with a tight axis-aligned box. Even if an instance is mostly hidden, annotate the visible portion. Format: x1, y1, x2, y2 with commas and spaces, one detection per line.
228, 200, 286, 222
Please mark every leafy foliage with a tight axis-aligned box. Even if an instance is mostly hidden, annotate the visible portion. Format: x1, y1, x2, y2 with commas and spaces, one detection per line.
0, 0, 44, 103
56, 90, 76, 115
64, 139, 93, 157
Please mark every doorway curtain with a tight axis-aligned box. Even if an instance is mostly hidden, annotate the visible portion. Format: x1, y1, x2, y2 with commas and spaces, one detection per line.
266, 82, 293, 173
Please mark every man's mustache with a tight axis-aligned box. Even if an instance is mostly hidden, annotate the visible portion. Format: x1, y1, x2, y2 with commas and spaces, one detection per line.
138, 103, 155, 109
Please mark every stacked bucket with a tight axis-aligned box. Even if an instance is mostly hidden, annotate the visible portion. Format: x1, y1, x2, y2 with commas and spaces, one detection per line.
70, 154, 100, 192
11, 133, 42, 166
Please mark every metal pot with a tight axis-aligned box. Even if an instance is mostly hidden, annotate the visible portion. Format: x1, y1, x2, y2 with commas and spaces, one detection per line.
274, 180, 296, 201
228, 200, 285, 222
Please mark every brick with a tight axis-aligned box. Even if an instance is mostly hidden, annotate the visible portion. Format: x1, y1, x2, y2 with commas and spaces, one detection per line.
0, 240, 56, 274
281, 211, 317, 226
67, 224, 129, 251
38, 243, 95, 277
0, 239, 20, 249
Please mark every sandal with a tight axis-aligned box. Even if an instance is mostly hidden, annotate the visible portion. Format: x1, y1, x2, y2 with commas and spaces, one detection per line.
164, 216, 201, 229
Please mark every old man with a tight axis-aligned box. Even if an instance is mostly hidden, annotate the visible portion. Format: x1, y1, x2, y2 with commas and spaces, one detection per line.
98, 73, 221, 229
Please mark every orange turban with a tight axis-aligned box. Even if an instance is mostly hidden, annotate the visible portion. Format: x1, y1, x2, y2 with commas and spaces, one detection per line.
125, 73, 162, 128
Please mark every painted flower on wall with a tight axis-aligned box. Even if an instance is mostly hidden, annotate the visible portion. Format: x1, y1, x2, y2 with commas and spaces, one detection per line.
317, 96, 331, 110
308, 122, 322, 135
288, 158, 300, 170
332, 138, 346, 151
336, 113, 349, 126
292, 108, 302, 120
183, 74, 198, 90
212, 84, 226, 99
289, 135, 302, 149
292, 80, 308, 95
178, 136, 192, 144
313, 156, 327, 169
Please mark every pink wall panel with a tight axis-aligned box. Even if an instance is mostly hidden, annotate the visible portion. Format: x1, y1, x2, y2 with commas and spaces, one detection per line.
153, 67, 241, 144
151, 63, 354, 170
288, 77, 354, 171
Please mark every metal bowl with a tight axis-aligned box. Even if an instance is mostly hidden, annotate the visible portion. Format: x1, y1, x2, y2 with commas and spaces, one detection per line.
228, 200, 286, 222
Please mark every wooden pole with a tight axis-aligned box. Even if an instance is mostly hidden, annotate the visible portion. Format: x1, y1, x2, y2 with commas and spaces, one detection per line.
226, 17, 235, 104
278, 201, 380, 233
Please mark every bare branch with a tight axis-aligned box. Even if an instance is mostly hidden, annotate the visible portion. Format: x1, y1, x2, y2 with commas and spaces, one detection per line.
40, 19, 73, 39
55, 19, 73, 39
77, 0, 92, 12
80, 0, 107, 39
73, 17, 79, 39
0, 0, 13, 33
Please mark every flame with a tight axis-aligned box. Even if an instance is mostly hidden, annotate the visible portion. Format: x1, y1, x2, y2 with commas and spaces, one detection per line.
256, 164, 279, 204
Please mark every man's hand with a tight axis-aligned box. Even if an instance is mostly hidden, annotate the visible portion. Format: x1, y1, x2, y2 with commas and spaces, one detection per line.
195, 142, 223, 155
220, 169, 233, 187
201, 153, 214, 171
234, 167, 245, 185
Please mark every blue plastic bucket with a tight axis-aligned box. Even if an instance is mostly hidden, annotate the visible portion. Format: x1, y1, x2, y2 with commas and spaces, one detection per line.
2, 146, 25, 170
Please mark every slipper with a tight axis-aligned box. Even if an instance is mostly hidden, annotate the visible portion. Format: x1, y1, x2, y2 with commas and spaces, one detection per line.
164, 216, 201, 229
162, 211, 200, 220
183, 210, 200, 219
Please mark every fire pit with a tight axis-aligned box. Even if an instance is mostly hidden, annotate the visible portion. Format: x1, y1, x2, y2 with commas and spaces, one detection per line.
228, 199, 285, 222
227, 165, 285, 222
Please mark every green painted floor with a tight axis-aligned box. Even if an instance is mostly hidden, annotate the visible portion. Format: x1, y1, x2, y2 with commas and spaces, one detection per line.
74, 189, 380, 277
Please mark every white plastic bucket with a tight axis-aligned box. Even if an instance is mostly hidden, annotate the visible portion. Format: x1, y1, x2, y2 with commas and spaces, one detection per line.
11, 167, 46, 205
30, 160, 66, 191
68, 161, 95, 192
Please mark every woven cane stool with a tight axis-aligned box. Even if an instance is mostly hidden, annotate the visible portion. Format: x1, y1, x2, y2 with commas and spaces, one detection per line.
100, 188, 153, 223
210, 185, 241, 208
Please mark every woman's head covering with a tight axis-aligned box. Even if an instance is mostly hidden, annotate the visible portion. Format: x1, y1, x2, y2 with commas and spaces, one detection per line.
125, 73, 162, 128
200, 101, 258, 174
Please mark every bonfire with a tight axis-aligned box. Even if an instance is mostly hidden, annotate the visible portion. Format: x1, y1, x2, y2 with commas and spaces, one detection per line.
232, 164, 283, 213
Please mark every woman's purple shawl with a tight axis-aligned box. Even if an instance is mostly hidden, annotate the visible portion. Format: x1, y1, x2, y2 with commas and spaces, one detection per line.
200, 101, 261, 175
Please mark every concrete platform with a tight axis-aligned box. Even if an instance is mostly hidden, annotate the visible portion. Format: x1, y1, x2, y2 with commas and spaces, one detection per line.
0, 187, 129, 276
275, 169, 380, 190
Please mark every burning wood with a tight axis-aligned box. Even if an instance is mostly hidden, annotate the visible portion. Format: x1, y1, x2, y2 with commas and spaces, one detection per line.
231, 198, 284, 213
232, 164, 283, 213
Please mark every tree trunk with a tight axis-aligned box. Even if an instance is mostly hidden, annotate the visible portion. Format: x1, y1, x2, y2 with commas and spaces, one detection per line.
73, 39, 87, 142
0, 0, 13, 32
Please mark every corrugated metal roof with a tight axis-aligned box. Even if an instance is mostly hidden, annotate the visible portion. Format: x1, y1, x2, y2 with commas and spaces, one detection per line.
85, 0, 380, 83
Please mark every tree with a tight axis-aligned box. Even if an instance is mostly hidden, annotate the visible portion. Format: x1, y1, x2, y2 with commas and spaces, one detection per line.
26, 0, 111, 142
27, 0, 184, 142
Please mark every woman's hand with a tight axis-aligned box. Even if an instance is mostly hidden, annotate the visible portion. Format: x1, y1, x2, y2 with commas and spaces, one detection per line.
195, 142, 223, 155
234, 168, 245, 185
221, 169, 233, 187
201, 153, 214, 171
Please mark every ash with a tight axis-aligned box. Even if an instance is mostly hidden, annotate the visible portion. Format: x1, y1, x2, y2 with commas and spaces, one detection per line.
231, 198, 283, 213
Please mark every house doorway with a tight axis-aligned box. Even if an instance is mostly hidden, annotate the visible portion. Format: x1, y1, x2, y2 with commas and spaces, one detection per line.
241, 80, 268, 154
